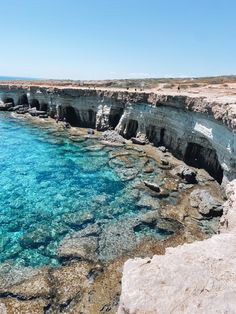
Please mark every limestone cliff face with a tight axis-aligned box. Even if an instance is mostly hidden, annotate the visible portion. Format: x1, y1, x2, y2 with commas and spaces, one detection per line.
0, 84, 235, 184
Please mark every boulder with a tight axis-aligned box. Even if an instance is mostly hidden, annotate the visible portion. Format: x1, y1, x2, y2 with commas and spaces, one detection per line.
63, 212, 95, 228
87, 128, 95, 134
160, 158, 169, 166
157, 146, 167, 153
171, 165, 197, 183
144, 181, 160, 192
131, 137, 146, 145
190, 189, 223, 216
99, 130, 125, 144
131, 133, 149, 145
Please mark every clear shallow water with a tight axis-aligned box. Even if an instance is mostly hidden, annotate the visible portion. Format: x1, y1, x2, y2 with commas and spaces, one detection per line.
0, 114, 179, 267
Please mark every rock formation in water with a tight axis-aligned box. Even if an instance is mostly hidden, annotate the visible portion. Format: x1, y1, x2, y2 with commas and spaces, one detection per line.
0, 84, 235, 185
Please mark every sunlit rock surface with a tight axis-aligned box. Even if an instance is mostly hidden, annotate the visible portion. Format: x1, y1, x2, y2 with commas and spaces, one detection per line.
118, 180, 236, 314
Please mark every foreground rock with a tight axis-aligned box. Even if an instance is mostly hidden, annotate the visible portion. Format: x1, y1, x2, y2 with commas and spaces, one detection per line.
118, 180, 236, 313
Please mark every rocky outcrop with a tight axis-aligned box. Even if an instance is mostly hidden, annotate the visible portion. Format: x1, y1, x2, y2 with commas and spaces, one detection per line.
190, 189, 223, 217
171, 165, 197, 183
118, 180, 236, 313
0, 84, 235, 184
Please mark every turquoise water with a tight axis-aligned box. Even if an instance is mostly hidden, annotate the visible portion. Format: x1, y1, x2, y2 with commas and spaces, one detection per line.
0, 114, 179, 267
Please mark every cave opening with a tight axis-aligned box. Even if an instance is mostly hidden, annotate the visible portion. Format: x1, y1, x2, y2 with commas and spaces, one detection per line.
64, 106, 80, 126
40, 103, 48, 112
184, 142, 223, 184
125, 119, 138, 138
109, 109, 124, 129
17, 94, 28, 106
30, 99, 40, 110
3, 97, 15, 106
159, 128, 165, 146
88, 109, 96, 128
146, 125, 157, 143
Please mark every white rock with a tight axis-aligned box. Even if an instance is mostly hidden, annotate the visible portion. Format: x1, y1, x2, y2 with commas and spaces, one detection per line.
118, 180, 236, 314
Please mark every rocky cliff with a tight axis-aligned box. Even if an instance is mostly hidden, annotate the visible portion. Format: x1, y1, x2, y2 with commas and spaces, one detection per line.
118, 179, 236, 314
1, 83, 236, 313
0, 84, 235, 185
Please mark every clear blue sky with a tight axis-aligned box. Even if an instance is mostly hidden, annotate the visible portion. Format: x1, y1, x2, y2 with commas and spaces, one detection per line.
0, 0, 235, 80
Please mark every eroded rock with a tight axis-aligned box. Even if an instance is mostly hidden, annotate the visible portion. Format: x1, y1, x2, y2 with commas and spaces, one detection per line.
99, 130, 125, 144
190, 189, 223, 217
144, 181, 160, 192
171, 165, 197, 183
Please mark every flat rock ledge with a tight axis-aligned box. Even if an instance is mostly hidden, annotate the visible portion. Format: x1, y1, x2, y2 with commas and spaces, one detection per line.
118, 179, 236, 314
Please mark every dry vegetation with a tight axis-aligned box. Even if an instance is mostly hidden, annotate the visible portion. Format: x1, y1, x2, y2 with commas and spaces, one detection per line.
1, 75, 236, 90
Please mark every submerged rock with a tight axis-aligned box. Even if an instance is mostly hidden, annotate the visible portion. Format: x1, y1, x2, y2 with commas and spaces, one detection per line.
137, 194, 160, 210
20, 225, 53, 249
58, 236, 98, 261
57, 224, 101, 261
98, 219, 138, 261
63, 212, 95, 228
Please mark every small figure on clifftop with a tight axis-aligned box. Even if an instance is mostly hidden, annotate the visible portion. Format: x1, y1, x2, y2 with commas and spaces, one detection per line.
177, 85, 180, 92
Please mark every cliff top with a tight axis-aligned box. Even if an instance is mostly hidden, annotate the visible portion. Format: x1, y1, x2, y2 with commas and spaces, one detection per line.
0, 77, 236, 105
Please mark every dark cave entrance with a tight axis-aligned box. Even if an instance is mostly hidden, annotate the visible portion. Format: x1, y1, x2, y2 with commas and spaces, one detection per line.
40, 103, 49, 112
88, 109, 96, 128
146, 125, 157, 143
109, 109, 124, 129
125, 119, 138, 138
64, 106, 80, 126
159, 128, 165, 146
17, 94, 28, 106
184, 142, 223, 184
30, 99, 40, 110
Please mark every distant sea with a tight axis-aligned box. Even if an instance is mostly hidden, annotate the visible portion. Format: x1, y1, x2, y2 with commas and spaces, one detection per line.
0, 76, 36, 80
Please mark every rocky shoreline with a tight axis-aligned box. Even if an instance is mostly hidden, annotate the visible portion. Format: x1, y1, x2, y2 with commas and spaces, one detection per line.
118, 179, 236, 313
0, 83, 235, 185
0, 83, 235, 313
0, 112, 226, 313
